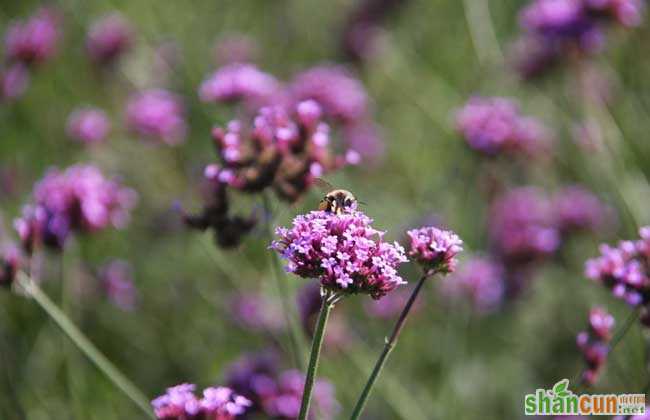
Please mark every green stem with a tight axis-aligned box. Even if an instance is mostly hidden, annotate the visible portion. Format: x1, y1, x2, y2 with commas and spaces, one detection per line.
349, 272, 430, 420
263, 193, 306, 370
298, 290, 334, 420
17, 272, 155, 419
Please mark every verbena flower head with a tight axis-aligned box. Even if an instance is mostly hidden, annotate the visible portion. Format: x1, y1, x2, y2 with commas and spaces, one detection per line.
199, 63, 280, 105
226, 353, 339, 419
0, 63, 29, 101
576, 307, 614, 385
489, 187, 560, 263
66, 107, 111, 145
126, 89, 187, 145
407, 226, 463, 274
552, 185, 612, 234
4, 7, 60, 66
441, 256, 505, 313
289, 65, 368, 124
14, 164, 137, 252
99, 259, 137, 311
455, 96, 551, 157
152, 383, 251, 420
86, 13, 133, 65
272, 209, 407, 299
585, 226, 650, 307
262, 370, 339, 420
513, 0, 644, 79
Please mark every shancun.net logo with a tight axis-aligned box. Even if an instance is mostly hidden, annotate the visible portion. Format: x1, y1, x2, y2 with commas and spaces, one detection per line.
524, 379, 646, 416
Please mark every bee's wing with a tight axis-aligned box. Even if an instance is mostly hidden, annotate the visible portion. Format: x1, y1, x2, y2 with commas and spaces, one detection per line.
313, 178, 335, 193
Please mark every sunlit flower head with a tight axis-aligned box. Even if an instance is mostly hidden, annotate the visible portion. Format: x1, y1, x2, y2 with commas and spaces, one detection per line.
407, 226, 463, 274
272, 209, 407, 299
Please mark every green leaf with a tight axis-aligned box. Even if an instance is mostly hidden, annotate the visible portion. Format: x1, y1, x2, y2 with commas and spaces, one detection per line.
552, 379, 570, 398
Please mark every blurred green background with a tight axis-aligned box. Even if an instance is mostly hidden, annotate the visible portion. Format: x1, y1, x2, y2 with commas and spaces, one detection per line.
2, 0, 650, 419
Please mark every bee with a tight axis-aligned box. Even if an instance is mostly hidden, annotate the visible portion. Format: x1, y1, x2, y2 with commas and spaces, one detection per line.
314, 179, 358, 215
318, 189, 358, 214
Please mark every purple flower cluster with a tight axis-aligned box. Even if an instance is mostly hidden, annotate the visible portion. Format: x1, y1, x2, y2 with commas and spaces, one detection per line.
1, 7, 60, 101
126, 89, 187, 146
441, 256, 506, 313
576, 307, 614, 385
66, 107, 111, 145
489, 187, 560, 263
152, 383, 251, 420
552, 185, 613, 233
183, 100, 358, 247
0, 64, 29, 101
272, 209, 408, 299
14, 165, 137, 252
4, 7, 60, 66
199, 63, 280, 106
226, 353, 339, 419
289, 66, 368, 125
86, 13, 133, 65
455, 96, 551, 158
585, 226, 650, 308
98, 259, 137, 311
513, 0, 644, 78
407, 226, 463, 274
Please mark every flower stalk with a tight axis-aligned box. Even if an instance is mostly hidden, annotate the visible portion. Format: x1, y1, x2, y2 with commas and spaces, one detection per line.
349, 271, 432, 420
16, 271, 155, 419
298, 288, 335, 420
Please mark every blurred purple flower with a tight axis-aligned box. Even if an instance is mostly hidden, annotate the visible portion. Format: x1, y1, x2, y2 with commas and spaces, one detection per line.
225, 353, 338, 420
99, 259, 137, 311
14, 164, 137, 252
126, 89, 187, 145
585, 0, 645, 27
455, 96, 552, 157
585, 226, 650, 308
4, 7, 60, 66
407, 226, 463, 274
289, 65, 369, 124
513, 0, 643, 79
0, 63, 29, 101
66, 107, 111, 145
272, 209, 407, 299
489, 187, 560, 263
342, 121, 385, 164
441, 256, 505, 313
152, 383, 251, 420
229, 292, 284, 332
576, 307, 614, 385
86, 13, 133, 65
262, 370, 339, 420
199, 63, 280, 105
552, 185, 613, 234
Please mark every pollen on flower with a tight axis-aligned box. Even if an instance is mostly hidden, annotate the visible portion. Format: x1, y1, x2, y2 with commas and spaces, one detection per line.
271, 209, 407, 299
